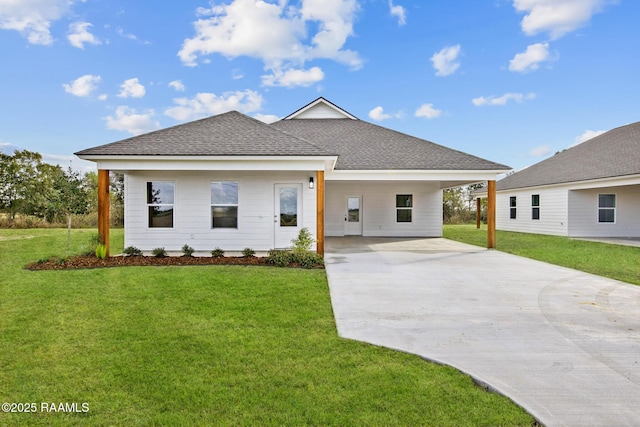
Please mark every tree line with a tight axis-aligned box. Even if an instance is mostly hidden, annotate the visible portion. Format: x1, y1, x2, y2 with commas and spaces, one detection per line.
0, 150, 123, 227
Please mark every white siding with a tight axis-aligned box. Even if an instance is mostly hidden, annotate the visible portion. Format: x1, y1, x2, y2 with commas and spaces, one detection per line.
496, 188, 569, 236
292, 103, 350, 119
325, 181, 442, 237
568, 185, 640, 237
124, 171, 316, 251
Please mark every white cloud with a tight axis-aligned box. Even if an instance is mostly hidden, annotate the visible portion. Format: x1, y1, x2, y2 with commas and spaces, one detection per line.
67, 21, 101, 49
369, 106, 391, 121
253, 113, 280, 124
415, 103, 442, 119
509, 42, 551, 73
98, 94, 108, 101
164, 90, 263, 122
0, 0, 74, 45
177, 0, 361, 82
118, 78, 146, 98
105, 106, 160, 136
572, 129, 606, 146
63, 74, 102, 97
472, 92, 536, 106
232, 69, 244, 80
513, 0, 612, 40
262, 66, 324, 87
168, 80, 185, 92
529, 145, 551, 157
389, 1, 406, 26
430, 45, 461, 77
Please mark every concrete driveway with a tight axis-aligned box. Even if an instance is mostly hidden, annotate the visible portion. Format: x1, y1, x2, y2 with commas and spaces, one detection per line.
324, 237, 640, 427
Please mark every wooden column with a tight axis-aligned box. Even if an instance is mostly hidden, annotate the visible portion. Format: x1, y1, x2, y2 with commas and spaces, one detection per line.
98, 169, 110, 256
476, 197, 481, 229
487, 180, 496, 249
316, 170, 325, 256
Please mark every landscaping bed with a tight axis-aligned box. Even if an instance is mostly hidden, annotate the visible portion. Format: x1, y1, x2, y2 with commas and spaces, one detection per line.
24, 254, 325, 270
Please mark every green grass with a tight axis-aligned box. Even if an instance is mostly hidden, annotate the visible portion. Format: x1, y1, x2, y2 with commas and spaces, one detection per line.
444, 224, 640, 286
0, 228, 534, 426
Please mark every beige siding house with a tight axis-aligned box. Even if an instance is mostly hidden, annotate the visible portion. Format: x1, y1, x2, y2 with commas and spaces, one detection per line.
76, 98, 509, 254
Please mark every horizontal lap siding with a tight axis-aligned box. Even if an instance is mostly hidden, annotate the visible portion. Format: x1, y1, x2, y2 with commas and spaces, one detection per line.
124, 171, 316, 251
568, 185, 640, 237
496, 188, 568, 236
325, 181, 442, 237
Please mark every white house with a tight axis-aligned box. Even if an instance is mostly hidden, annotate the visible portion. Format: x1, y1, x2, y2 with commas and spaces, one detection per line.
76, 98, 509, 255
478, 121, 640, 238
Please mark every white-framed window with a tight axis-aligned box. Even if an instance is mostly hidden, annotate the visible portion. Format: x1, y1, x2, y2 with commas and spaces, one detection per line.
211, 181, 238, 228
598, 194, 616, 223
531, 194, 540, 220
147, 181, 174, 228
396, 194, 413, 223
509, 196, 517, 219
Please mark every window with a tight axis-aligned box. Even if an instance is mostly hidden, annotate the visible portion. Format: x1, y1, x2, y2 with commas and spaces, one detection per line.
598, 194, 616, 223
396, 194, 412, 222
211, 181, 238, 228
147, 181, 174, 228
531, 194, 540, 220
279, 187, 298, 227
509, 196, 517, 219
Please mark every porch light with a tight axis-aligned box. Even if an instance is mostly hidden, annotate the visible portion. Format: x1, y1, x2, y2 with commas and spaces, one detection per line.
309, 177, 314, 189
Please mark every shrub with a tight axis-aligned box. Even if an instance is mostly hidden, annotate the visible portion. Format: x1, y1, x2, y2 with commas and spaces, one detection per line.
152, 247, 167, 258
266, 249, 292, 267
123, 246, 143, 257
291, 251, 324, 269
95, 244, 107, 259
211, 247, 225, 258
291, 227, 315, 252
181, 244, 195, 257
242, 247, 255, 258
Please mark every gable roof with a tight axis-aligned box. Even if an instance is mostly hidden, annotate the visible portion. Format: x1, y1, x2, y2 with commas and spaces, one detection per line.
75, 110, 334, 157
272, 118, 510, 171
283, 97, 358, 120
497, 120, 640, 191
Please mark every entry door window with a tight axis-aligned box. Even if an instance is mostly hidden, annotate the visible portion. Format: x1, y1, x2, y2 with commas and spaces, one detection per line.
279, 187, 298, 227
348, 197, 360, 222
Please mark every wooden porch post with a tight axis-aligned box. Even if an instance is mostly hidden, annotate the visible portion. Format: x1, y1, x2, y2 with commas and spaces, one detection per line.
476, 197, 481, 229
487, 180, 496, 249
98, 169, 110, 256
316, 170, 325, 256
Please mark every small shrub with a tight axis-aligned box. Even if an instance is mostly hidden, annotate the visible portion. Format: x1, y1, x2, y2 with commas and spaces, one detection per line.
95, 244, 107, 259
291, 251, 324, 269
266, 249, 292, 267
123, 246, 143, 257
291, 227, 315, 252
152, 247, 167, 258
211, 247, 225, 258
242, 247, 255, 258
181, 244, 195, 257
55, 257, 67, 266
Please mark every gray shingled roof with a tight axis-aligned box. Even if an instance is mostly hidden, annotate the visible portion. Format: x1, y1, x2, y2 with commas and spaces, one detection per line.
272, 118, 510, 170
75, 111, 334, 157
497, 120, 640, 191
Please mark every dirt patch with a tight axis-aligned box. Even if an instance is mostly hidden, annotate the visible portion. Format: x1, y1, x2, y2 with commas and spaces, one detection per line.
24, 255, 323, 271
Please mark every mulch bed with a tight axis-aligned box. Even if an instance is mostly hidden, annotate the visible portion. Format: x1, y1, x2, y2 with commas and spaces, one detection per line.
25, 255, 286, 271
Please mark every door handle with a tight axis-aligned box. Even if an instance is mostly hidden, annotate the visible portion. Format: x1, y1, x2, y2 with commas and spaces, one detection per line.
344, 215, 347, 221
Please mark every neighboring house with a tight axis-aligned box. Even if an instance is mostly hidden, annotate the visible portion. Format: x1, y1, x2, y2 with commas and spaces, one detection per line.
477, 121, 640, 238
76, 97, 509, 254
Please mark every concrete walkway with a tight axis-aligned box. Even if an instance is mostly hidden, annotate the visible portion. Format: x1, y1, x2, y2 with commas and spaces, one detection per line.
324, 237, 640, 427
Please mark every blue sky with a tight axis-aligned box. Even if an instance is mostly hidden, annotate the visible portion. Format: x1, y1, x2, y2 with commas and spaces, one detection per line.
1, 0, 638, 174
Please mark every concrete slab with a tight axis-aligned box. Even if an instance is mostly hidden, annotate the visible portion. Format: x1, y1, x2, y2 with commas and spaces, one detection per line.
324, 237, 640, 427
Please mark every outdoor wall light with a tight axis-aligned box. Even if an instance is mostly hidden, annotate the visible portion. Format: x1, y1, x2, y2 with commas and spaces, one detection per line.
309, 177, 314, 189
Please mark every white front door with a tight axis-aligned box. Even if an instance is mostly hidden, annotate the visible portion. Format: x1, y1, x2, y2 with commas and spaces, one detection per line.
274, 184, 302, 248
345, 196, 363, 235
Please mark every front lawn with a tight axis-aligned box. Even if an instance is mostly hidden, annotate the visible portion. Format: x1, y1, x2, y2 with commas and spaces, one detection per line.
0, 229, 534, 426
444, 224, 640, 285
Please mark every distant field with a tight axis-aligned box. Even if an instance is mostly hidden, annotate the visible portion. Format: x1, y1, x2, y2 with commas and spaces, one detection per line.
0, 228, 534, 426
444, 224, 640, 285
